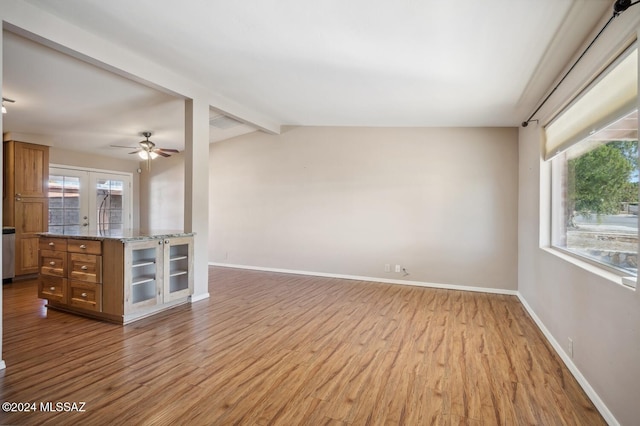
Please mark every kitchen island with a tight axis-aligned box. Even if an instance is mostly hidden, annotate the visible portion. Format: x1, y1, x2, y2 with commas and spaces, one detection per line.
38, 230, 194, 324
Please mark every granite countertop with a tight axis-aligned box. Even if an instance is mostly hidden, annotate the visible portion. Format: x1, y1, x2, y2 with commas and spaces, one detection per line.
39, 229, 195, 242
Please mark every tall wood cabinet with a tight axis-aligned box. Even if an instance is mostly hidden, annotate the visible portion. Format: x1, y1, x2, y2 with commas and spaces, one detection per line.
3, 141, 49, 276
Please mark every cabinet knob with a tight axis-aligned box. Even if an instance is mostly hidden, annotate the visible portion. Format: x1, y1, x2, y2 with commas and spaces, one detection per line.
48, 242, 55, 247
81, 265, 88, 270
164, 240, 170, 244
49, 261, 55, 266
81, 293, 88, 298
79, 244, 87, 249
49, 287, 55, 291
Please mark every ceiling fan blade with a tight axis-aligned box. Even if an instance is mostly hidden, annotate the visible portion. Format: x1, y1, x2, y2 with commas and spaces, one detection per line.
129, 150, 141, 154
154, 150, 171, 157
158, 148, 180, 153
110, 144, 139, 149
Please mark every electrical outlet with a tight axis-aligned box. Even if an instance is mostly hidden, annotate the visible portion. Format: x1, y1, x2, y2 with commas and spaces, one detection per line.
395, 264, 401, 273
384, 264, 391, 272
568, 337, 574, 358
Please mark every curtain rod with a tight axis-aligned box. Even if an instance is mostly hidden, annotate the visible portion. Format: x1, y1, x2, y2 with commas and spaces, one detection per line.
522, 0, 639, 127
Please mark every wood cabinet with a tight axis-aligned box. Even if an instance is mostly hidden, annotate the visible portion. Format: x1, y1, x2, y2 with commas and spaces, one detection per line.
4, 141, 49, 276
122, 237, 194, 317
38, 236, 103, 313
38, 234, 193, 324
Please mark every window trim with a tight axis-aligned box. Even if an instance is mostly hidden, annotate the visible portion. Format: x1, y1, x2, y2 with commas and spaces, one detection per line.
543, 247, 637, 290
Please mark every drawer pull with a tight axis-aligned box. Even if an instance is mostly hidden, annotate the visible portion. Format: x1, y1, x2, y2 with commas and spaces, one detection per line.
48, 242, 55, 246
81, 265, 88, 270
81, 292, 88, 298
49, 287, 55, 291
79, 244, 87, 249
49, 261, 56, 266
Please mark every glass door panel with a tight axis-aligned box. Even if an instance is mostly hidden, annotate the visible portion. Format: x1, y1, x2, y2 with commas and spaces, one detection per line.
48, 169, 89, 234
49, 168, 131, 234
93, 175, 129, 233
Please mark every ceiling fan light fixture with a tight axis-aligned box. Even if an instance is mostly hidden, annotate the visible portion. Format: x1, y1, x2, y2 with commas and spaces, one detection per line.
140, 140, 155, 150
1, 105, 6, 114
138, 150, 158, 160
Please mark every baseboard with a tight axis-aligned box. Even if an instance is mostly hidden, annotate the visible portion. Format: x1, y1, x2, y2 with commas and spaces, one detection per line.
190, 292, 210, 303
517, 293, 618, 426
209, 262, 518, 296
0, 360, 5, 370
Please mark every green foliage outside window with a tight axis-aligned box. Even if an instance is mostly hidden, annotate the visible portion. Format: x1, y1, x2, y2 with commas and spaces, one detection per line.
567, 140, 639, 226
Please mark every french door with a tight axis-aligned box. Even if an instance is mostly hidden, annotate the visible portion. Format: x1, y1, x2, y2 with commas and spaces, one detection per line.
48, 167, 132, 234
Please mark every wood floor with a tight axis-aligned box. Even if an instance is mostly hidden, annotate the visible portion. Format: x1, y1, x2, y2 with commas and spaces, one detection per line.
1, 267, 604, 425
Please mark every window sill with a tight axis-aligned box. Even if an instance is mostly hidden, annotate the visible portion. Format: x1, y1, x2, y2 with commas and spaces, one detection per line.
541, 247, 637, 290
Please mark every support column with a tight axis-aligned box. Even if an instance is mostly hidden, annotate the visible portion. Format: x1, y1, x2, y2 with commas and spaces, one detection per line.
184, 98, 210, 301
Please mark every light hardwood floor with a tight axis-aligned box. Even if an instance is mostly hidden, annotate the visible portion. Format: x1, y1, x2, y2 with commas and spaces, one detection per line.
1, 267, 604, 425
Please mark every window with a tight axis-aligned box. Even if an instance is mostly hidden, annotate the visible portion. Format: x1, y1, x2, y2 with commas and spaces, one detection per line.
551, 110, 638, 277
548, 45, 638, 281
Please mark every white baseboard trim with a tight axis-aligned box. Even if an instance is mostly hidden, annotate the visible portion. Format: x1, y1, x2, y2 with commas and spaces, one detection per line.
0, 360, 5, 370
209, 262, 518, 296
517, 293, 618, 426
190, 292, 210, 303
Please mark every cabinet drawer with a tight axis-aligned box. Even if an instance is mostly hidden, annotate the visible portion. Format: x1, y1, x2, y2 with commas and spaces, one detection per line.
38, 276, 67, 304
40, 237, 67, 252
69, 281, 102, 312
68, 253, 102, 283
40, 250, 66, 277
68, 239, 102, 255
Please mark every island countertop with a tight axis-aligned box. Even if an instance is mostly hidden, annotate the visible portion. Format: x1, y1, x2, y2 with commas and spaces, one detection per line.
39, 229, 195, 243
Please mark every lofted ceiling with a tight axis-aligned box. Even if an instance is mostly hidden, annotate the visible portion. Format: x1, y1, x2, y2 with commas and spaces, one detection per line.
2, 0, 614, 159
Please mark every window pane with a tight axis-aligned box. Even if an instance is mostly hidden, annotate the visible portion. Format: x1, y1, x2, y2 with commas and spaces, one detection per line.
96, 178, 125, 233
49, 175, 82, 231
552, 110, 638, 276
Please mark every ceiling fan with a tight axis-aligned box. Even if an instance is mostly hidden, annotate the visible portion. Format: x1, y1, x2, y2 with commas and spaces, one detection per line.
111, 131, 179, 169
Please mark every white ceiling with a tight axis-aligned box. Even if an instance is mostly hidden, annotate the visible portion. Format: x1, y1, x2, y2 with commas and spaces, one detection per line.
2, 0, 613, 159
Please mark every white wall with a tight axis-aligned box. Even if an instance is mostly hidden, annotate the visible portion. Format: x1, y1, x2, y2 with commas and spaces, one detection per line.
517, 7, 640, 426
209, 126, 519, 290
139, 153, 185, 231
519, 122, 640, 426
